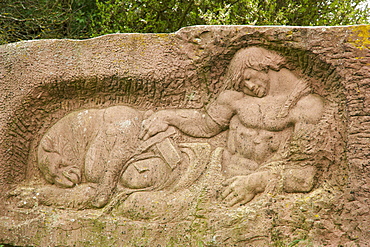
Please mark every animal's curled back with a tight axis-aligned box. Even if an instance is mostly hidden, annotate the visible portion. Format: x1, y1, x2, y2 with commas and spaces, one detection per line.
37, 106, 143, 190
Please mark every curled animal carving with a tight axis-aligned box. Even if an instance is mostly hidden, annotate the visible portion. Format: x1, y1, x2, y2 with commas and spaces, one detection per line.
37, 106, 210, 209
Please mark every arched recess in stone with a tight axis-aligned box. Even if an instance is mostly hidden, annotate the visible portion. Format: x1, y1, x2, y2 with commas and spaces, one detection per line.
0, 27, 347, 197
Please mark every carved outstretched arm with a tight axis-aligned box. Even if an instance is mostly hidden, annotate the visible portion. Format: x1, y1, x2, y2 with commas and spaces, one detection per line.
140, 90, 241, 140
140, 109, 222, 139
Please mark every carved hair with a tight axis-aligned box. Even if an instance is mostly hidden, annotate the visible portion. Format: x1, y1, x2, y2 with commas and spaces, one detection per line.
223, 47, 286, 91
277, 79, 312, 118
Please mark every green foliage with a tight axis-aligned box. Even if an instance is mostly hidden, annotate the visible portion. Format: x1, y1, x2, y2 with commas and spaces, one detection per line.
90, 0, 370, 37
1, 0, 369, 44
91, 0, 205, 35
0, 0, 96, 44
197, 0, 370, 26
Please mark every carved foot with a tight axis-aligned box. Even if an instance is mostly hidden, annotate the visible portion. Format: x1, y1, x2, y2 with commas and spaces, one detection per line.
91, 187, 113, 208
91, 195, 109, 208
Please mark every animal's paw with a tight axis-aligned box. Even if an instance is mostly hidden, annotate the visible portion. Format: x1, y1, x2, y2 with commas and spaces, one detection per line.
8, 187, 39, 209
91, 190, 111, 208
9, 184, 98, 209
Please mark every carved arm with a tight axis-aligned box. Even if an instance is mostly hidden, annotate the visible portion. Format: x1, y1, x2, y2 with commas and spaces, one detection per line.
140, 91, 241, 139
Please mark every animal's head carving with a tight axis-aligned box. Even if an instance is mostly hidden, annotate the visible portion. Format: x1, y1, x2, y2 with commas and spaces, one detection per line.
38, 135, 82, 188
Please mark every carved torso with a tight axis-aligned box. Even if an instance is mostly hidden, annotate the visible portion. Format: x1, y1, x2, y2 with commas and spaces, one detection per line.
222, 94, 295, 177
231, 95, 293, 130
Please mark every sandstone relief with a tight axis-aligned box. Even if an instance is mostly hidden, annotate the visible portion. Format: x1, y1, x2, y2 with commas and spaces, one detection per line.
1, 25, 368, 246
17, 46, 327, 215
35, 105, 210, 210
142, 47, 325, 205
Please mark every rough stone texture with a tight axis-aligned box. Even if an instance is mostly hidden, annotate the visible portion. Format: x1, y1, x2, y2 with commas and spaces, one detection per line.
0, 25, 369, 246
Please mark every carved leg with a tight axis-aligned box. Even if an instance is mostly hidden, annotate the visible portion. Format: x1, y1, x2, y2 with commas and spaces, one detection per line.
88, 124, 140, 208
10, 184, 97, 209
91, 158, 125, 208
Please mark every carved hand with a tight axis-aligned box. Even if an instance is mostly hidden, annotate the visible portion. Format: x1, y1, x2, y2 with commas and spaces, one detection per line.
221, 172, 268, 206
140, 111, 170, 140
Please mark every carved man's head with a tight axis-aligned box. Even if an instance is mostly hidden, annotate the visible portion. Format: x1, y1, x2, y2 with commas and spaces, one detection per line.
240, 68, 270, 98
224, 47, 286, 96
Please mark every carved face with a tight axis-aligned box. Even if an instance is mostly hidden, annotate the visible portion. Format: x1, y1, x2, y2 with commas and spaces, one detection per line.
39, 152, 82, 188
52, 162, 81, 188
241, 69, 270, 98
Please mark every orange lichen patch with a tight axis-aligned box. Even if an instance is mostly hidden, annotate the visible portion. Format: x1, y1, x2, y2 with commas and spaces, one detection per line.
348, 25, 370, 50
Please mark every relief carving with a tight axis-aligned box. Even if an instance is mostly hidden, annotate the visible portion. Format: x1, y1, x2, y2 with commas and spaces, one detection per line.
22, 47, 325, 217
36, 106, 210, 209
141, 47, 325, 206
3, 25, 367, 246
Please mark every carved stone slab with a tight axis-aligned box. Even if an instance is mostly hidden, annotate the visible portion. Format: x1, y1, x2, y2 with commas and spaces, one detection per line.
0, 25, 369, 246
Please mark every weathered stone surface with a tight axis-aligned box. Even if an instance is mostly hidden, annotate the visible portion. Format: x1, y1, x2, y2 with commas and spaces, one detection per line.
0, 25, 369, 246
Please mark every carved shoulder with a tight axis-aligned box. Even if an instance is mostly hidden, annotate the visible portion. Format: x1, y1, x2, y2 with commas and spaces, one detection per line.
290, 94, 325, 124
205, 90, 243, 129
215, 90, 244, 106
